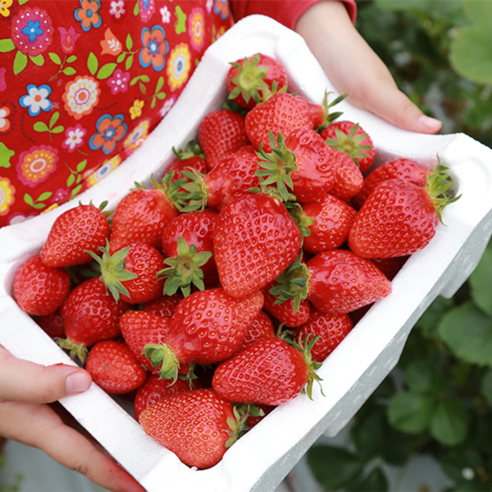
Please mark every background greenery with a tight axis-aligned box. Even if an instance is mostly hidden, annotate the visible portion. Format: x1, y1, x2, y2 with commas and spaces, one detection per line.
307, 1, 492, 490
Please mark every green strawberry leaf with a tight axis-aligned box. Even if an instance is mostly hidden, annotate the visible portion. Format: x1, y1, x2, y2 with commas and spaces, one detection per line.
480, 368, 492, 406
347, 466, 388, 492
429, 398, 469, 446
404, 359, 445, 395
468, 245, 492, 317
387, 391, 435, 433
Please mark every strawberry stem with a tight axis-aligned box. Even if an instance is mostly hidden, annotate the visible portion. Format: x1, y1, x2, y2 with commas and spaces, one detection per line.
293, 334, 324, 400
142, 343, 180, 384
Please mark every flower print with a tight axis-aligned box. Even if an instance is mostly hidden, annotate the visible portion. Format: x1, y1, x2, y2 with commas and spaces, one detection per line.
139, 0, 155, 22
124, 119, 150, 155
89, 114, 127, 155
216, 25, 226, 40
206, 0, 214, 14
16, 145, 58, 188
188, 8, 205, 52
19, 84, 52, 117
74, 0, 102, 32
0, 0, 13, 18
213, 0, 229, 20
160, 6, 170, 24
129, 99, 144, 120
52, 188, 71, 204
100, 28, 122, 56
87, 155, 122, 186
58, 26, 81, 55
107, 69, 130, 95
62, 125, 86, 153
62, 76, 100, 120
0, 68, 6, 91
139, 25, 169, 72
11, 7, 54, 56
159, 96, 175, 118
0, 177, 15, 217
0, 107, 10, 132
110, 0, 125, 18
167, 43, 191, 92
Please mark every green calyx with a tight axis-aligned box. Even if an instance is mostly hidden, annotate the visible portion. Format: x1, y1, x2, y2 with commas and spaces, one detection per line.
426, 159, 461, 224
286, 202, 315, 239
153, 173, 189, 212
56, 338, 89, 364
268, 254, 310, 314
172, 139, 205, 161
292, 334, 324, 400
324, 123, 372, 166
228, 53, 270, 105
177, 168, 208, 212
157, 236, 212, 297
86, 240, 138, 302
317, 90, 348, 132
142, 343, 180, 383
225, 404, 265, 447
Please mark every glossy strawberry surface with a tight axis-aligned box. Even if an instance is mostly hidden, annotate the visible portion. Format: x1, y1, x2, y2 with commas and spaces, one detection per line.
143, 293, 184, 318
233, 310, 275, 354
262, 282, 311, 327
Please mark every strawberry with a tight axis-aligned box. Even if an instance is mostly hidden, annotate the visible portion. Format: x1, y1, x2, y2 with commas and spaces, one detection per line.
59, 277, 129, 362
166, 140, 208, 187
296, 307, 353, 363
143, 293, 184, 318
212, 336, 321, 405
139, 388, 245, 469
351, 157, 428, 210
234, 310, 275, 354
262, 282, 311, 327
198, 109, 249, 169
13, 255, 71, 316
369, 256, 409, 281
161, 210, 218, 292
85, 340, 146, 395
348, 164, 459, 258
330, 152, 364, 202
213, 193, 302, 298
321, 121, 375, 173
41, 203, 110, 268
35, 310, 66, 339
227, 53, 288, 109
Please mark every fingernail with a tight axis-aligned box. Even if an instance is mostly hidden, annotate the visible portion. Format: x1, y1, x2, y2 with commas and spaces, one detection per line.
66, 371, 92, 395
419, 115, 442, 131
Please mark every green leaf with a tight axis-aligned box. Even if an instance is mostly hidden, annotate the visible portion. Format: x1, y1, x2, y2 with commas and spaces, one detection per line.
117, 52, 126, 63
438, 303, 492, 366
87, 52, 98, 75
97, 63, 117, 80
76, 159, 87, 172
37, 191, 53, 201
33, 203, 46, 210
51, 125, 64, 134
155, 76, 164, 93
19, 0, 29, 4
405, 359, 444, 395
125, 54, 134, 70
30, 54, 44, 66
48, 52, 62, 65
416, 295, 454, 338
70, 184, 82, 199
0, 39, 15, 53
49, 112, 60, 128
66, 173, 75, 187
62, 67, 77, 76
67, 55, 77, 63
430, 398, 469, 446
13, 50, 28, 75
126, 33, 133, 50
306, 445, 365, 491
480, 368, 492, 406
464, 0, 492, 32
139, 81, 147, 95
23, 193, 34, 206
0, 143, 15, 169
133, 0, 139, 15
468, 247, 492, 316
347, 466, 388, 492
387, 392, 435, 433
33, 121, 49, 133
156, 92, 166, 100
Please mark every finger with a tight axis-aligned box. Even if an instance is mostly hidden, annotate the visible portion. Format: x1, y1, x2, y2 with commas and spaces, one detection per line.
0, 345, 92, 403
0, 400, 145, 492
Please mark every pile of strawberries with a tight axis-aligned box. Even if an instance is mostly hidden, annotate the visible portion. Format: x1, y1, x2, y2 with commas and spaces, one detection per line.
11, 53, 459, 470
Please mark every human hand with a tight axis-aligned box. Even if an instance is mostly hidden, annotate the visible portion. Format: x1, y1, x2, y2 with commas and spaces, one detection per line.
295, 1, 442, 134
0, 345, 145, 492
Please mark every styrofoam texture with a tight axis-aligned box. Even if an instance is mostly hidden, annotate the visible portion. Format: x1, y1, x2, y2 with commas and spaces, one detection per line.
1, 14, 492, 492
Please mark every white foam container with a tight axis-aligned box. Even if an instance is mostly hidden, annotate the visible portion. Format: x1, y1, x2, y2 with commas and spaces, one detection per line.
1, 15, 492, 492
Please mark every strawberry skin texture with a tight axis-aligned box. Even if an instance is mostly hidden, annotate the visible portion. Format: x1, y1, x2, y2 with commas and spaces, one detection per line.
13, 255, 71, 316
41, 204, 109, 268
349, 178, 438, 258
61, 277, 128, 346
234, 309, 275, 354
86, 340, 146, 395
262, 282, 311, 327
331, 152, 364, 202
140, 388, 236, 469
109, 188, 178, 254
301, 193, 357, 254
296, 308, 353, 363
168, 287, 264, 365
213, 194, 301, 298
143, 293, 184, 318
212, 337, 309, 405
35, 310, 66, 339
306, 250, 392, 314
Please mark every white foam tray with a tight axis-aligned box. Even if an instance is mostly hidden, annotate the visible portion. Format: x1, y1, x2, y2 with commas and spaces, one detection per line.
1, 15, 492, 492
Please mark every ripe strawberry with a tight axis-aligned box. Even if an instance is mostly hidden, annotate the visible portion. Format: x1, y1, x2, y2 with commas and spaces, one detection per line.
233, 310, 275, 354
85, 340, 146, 395
143, 293, 184, 318
59, 277, 129, 362
349, 165, 459, 258
321, 121, 375, 173
212, 336, 321, 405
13, 255, 70, 316
227, 53, 288, 109
41, 203, 110, 268
296, 307, 353, 363
140, 388, 244, 469
198, 109, 249, 169
166, 140, 208, 188
161, 210, 218, 292
330, 152, 364, 202
35, 310, 66, 339
351, 158, 428, 210
369, 256, 409, 281
213, 193, 302, 298
262, 282, 311, 327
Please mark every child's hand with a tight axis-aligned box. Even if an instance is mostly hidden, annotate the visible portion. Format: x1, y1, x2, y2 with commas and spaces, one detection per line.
0, 345, 144, 492
296, 1, 442, 134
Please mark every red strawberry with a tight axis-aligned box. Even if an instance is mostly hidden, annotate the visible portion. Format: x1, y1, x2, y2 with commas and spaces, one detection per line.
351, 158, 428, 210
41, 203, 110, 268
262, 282, 311, 327
140, 388, 244, 469
85, 340, 146, 395
59, 277, 129, 362
296, 307, 353, 363
245, 403, 276, 429
166, 140, 208, 188
321, 121, 375, 173
198, 109, 249, 169
212, 337, 321, 405
143, 293, 184, 318
330, 152, 364, 202
13, 255, 70, 316
213, 193, 302, 298
35, 310, 66, 339
227, 53, 288, 109
349, 165, 459, 258
234, 310, 275, 354
369, 256, 409, 281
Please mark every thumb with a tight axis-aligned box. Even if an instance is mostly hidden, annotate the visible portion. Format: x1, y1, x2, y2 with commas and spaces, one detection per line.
0, 345, 92, 403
